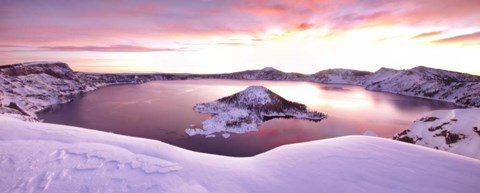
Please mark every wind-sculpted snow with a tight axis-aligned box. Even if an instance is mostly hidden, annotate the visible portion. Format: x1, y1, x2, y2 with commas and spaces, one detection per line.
393, 108, 480, 159
1, 116, 479, 193
185, 86, 326, 138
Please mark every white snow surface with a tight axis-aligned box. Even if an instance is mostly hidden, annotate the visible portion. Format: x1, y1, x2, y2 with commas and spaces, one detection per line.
394, 108, 480, 159
227, 85, 273, 105
1, 115, 479, 193
186, 107, 261, 137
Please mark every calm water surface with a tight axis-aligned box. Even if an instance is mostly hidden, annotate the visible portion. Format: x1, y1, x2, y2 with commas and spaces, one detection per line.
39, 79, 459, 156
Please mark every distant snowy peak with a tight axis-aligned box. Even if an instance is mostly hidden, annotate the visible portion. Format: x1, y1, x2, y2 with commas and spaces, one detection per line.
408, 66, 480, 82
308, 68, 372, 85
204, 67, 307, 81
219, 85, 273, 105
393, 108, 480, 159
261, 67, 281, 72
371, 65, 480, 83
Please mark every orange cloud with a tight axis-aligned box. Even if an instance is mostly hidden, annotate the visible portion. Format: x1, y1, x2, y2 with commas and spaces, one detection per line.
411, 31, 444, 39
434, 32, 480, 44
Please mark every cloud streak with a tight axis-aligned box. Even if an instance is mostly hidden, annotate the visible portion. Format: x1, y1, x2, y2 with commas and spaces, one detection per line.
1, 0, 480, 46
40, 45, 184, 52
412, 31, 444, 39
434, 32, 480, 44
0, 45, 185, 52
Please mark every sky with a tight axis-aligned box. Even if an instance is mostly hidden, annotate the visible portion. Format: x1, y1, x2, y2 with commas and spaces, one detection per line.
0, 0, 479, 75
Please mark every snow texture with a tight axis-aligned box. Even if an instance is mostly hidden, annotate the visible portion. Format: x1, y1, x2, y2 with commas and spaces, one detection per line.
185, 86, 326, 138
393, 108, 480, 159
0, 116, 479, 193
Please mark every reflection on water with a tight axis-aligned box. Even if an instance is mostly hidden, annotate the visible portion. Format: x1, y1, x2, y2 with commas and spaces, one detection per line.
39, 79, 459, 157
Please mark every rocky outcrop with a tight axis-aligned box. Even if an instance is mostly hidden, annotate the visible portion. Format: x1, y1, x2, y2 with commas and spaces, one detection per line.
393, 108, 480, 159
0, 62, 95, 120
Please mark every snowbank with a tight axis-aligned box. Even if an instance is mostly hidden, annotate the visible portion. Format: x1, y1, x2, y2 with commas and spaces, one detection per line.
1, 115, 479, 193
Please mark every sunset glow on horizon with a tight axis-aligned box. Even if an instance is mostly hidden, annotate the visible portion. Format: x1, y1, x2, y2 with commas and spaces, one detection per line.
1, 0, 479, 75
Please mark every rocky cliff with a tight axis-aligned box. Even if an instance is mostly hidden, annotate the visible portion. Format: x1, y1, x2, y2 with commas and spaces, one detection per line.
393, 108, 480, 159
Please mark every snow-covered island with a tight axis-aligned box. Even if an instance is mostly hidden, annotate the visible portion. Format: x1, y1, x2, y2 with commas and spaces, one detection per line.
185, 86, 326, 138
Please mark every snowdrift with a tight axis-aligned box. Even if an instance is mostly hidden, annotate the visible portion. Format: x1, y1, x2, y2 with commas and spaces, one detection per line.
1, 116, 479, 193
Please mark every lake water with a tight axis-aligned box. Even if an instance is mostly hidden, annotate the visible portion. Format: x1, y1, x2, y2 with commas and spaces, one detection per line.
39, 79, 459, 157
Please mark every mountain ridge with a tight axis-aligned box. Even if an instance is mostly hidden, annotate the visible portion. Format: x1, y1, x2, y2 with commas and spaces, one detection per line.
1, 61, 479, 121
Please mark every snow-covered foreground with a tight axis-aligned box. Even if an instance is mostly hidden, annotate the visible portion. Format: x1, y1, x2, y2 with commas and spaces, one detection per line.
1, 116, 479, 193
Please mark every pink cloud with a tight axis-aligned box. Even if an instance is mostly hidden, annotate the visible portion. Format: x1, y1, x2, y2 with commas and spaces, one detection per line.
1, 0, 480, 49
411, 31, 444, 39
434, 32, 480, 44
39, 45, 185, 52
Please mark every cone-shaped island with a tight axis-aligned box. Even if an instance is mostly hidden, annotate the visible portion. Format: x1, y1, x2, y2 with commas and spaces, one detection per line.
185, 86, 326, 138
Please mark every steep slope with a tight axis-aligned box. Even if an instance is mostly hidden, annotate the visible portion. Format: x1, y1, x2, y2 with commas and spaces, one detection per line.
1, 116, 479, 193
186, 86, 325, 138
0, 62, 95, 120
364, 66, 480, 107
308, 68, 372, 85
393, 108, 480, 159
0, 62, 188, 120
